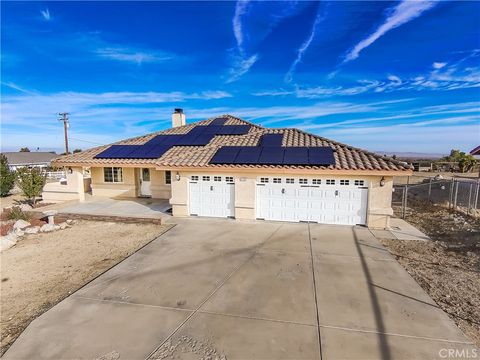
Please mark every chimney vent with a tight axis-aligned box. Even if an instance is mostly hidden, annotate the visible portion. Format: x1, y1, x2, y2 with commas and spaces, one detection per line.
172, 108, 186, 128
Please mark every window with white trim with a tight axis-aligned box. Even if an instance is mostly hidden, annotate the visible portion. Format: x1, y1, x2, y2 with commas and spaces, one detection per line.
260, 177, 269, 183
165, 171, 171, 184
104, 167, 123, 183
225, 176, 234, 183
191, 175, 199, 181
299, 178, 308, 185
312, 179, 321, 185
286, 178, 294, 184
340, 180, 350, 186
326, 179, 335, 185
202, 176, 210, 181
214, 176, 222, 182
354, 180, 365, 186
273, 178, 281, 183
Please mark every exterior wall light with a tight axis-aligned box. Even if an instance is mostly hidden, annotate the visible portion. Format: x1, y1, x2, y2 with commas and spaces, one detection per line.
67, 167, 73, 174
380, 176, 386, 187
175, 172, 181, 181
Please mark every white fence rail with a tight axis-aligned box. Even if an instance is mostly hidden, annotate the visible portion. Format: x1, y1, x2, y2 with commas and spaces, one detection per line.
44, 170, 66, 179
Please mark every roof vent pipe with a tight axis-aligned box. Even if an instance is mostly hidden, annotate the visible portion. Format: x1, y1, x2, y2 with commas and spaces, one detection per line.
172, 108, 186, 128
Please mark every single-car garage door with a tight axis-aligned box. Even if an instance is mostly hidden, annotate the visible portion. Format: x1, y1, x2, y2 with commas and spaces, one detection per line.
256, 177, 368, 225
189, 175, 235, 218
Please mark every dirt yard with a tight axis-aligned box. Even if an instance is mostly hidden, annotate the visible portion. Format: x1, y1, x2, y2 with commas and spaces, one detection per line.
381, 203, 480, 346
0, 220, 173, 355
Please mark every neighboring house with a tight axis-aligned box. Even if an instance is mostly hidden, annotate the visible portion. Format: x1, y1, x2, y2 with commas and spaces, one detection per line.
470, 145, 480, 156
3, 152, 58, 170
47, 110, 413, 229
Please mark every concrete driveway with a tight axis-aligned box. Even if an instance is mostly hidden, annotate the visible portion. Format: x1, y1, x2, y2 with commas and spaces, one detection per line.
4, 219, 476, 360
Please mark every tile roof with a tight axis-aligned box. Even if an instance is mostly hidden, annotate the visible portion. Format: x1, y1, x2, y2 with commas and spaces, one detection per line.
53, 114, 413, 172
4, 152, 59, 165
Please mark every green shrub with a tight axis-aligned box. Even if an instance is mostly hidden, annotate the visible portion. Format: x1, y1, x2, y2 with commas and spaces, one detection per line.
0, 154, 15, 197
6, 206, 31, 221
15, 167, 46, 205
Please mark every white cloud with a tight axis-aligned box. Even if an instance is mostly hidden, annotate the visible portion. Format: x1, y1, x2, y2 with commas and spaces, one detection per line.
433, 62, 447, 69
233, 0, 251, 56
285, 9, 326, 83
95, 47, 172, 65
40, 8, 51, 21
226, 54, 258, 83
343, 1, 437, 63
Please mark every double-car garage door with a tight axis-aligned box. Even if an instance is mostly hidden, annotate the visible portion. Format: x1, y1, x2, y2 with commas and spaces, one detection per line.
189, 175, 368, 225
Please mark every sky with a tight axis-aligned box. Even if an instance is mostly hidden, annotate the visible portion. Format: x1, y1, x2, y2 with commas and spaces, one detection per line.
1, 1, 479, 155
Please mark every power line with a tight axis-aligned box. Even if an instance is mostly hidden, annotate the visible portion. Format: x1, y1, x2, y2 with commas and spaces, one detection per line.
69, 137, 103, 146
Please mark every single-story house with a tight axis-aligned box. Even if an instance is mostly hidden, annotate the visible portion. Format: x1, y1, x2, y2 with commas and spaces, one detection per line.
47, 110, 413, 229
3, 151, 58, 170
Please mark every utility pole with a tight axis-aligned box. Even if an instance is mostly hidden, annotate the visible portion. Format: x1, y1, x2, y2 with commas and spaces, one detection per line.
58, 112, 69, 154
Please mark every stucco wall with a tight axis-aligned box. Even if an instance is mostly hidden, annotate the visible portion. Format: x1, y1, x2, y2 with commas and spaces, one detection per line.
42, 167, 89, 202
150, 170, 172, 199
170, 171, 394, 229
91, 167, 137, 198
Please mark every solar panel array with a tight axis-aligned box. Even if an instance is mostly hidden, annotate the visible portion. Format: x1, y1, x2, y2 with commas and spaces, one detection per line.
209, 146, 335, 166
95, 118, 252, 159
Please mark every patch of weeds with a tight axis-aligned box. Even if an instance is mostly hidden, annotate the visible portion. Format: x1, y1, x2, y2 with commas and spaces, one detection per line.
6, 207, 31, 221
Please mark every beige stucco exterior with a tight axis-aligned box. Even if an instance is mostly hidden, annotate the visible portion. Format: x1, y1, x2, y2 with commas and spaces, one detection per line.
168, 170, 394, 229
43, 165, 398, 229
42, 167, 91, 203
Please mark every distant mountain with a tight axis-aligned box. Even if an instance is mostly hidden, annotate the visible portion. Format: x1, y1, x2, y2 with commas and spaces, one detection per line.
375, 151, 445, 160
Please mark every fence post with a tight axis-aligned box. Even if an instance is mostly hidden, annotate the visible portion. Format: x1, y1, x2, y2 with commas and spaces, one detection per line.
468, 183, 473, 213
475, 182, 480, 213
404, 185, 408, 219
454, 180, 459, 210
449, 178, 454, 209
428, 178, 432, 202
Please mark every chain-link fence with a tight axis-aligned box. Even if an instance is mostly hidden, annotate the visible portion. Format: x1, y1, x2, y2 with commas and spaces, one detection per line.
393, 177, 480, 218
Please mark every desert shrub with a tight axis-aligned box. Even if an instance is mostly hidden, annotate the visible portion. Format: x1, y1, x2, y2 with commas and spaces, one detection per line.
6, 206, 31, 221
15, 167, 46, 205
0, 154, 15, 197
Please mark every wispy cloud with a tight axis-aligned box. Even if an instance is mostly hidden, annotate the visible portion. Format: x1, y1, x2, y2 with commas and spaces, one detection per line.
285, 7, 326, 83
433, 62, 447, 69
227, 0, 258, 82
40, 8, 51, 21
95, 47, 173, 65
343, 1, 437, 64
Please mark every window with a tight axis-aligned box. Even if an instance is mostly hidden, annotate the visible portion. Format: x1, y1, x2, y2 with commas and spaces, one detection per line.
299, 178, 308, 185
340, 180, 350, 186
273, 178, 281, 183
286, 178, 294, 184
202, 176, 210, 181
354, 180, 365, 186
165, 170, 171, 184
326, 179, 335, 185
104, 167, 123, 183
142, 168, 150, 182
191, 175, 199, 181
214, 176, 222, 182
226, 176, 234, 183
312, 179, 321, 185
260, 177, 269, 183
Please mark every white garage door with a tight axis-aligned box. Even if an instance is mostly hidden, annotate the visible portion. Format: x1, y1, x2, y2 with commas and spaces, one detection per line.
256, 177, 368, 225
189, 175, 235, 218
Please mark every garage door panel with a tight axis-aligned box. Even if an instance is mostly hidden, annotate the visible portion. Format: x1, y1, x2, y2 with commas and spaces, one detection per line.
189, 180, 235, 218
256, 180, 368, 225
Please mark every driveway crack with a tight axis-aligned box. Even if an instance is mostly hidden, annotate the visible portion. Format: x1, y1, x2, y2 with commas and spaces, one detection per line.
308, 222, 323, 360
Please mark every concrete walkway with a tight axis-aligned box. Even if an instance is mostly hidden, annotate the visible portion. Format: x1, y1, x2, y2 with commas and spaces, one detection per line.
39, 197, 171, 220
4, 219, 476, 359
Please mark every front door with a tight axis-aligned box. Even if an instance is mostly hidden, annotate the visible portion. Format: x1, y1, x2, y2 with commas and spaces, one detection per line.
140, 168, 152, 197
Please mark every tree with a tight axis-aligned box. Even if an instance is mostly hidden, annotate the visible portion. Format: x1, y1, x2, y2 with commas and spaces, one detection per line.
15, 167, 46, 205
0, 154, 15, 197
441, 149, 477, 173
19, 147, 30, 152
73, 149, 82, 153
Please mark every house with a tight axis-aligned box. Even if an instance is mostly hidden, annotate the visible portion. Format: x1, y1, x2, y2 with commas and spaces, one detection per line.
3, 151, 58, 170
470, 145, 480, 156
46, 109, 413, 229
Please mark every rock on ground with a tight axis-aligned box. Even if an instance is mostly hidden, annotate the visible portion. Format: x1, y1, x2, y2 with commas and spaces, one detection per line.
24, 227, 40, 235
0, 233, 17, 252
13, 220, 30, 230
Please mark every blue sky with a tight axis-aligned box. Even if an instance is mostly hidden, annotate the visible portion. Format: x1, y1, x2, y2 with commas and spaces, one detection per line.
1, 1, 479, 155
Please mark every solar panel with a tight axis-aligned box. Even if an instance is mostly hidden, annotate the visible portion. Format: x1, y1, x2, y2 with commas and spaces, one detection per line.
209, 146, 241, 164
232, 125, 250, 135
189, 133, 215, 145
133, 145, 170, 159
234, 147, 262, 164
260, 134, 283, 147
209, 118, 228, 126
283, 147, 309, 165
187, 126, 208, 136
94, 145, 124, 158
144, 135, 167, 146
203, 125, 223, 134
258, 147, 285, 165
308, 147, 335, 166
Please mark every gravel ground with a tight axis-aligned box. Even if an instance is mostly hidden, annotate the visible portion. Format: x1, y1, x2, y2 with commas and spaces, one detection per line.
0, 220, 173, 356
380, 203, 480, 346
